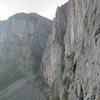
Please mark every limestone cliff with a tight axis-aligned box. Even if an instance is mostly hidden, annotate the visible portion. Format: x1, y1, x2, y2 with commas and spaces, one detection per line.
65, 0, 100, 100
41, 3, 68, 85
42, 0, 100, 100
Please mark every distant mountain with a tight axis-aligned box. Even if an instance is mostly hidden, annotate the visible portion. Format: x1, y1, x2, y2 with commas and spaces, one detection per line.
0, 13, 52, 100
0, 12, 52, 75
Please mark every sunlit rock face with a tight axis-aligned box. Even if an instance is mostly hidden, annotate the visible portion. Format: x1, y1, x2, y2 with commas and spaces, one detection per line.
65, 0, 100, 100
41, 0, 100, 100
0, 13, 52, 76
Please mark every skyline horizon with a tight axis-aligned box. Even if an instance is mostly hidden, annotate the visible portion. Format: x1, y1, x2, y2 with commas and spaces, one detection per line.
0, 0, 69, 21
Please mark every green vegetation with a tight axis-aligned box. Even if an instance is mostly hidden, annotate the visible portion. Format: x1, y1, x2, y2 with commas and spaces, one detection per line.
0, 59, 22, 91
52, 96, 60, 100
62, 89, 69, 100
63, 77, 70, 88
65, 53, 75, 61
35, 72, 49, 90
60, 65, 65, 73
48, 95, 60, 100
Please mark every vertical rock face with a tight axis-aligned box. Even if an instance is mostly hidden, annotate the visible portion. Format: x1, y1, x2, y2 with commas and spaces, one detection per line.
42, 0, 100, 100
0, 13, 52, 100
66, 0, 100, 100
41, 3, 68, 85
0, 13, 52, 76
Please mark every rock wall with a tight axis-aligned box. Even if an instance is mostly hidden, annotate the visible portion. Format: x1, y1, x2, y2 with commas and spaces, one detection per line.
66, 0, 100, 100
42, 0, 100, 100
41, 3, 68, 85
0, 13, 52, 76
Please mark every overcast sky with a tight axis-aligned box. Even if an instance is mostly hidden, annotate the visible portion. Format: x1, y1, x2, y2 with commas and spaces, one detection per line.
0, 0, 69, 20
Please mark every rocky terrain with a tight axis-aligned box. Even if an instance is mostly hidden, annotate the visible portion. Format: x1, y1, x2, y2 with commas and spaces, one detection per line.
0, 13, 52, 100
0, 13, 52, 76
0, 0, 100, 100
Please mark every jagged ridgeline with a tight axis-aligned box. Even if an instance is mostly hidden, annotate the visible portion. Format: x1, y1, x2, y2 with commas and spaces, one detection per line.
0, 0, 100, 100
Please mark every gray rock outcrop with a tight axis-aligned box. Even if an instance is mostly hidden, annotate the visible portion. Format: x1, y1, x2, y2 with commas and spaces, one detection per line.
41, 0, 100, 100
41, 3, 68, 85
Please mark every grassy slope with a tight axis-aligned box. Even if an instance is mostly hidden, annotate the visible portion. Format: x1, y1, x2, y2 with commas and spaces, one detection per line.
0, 60, 22, 91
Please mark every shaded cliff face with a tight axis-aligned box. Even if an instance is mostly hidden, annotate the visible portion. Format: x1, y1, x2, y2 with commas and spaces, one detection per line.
0, 13, 52, 100
42, 0, 100, 100
0, 13, 52, 76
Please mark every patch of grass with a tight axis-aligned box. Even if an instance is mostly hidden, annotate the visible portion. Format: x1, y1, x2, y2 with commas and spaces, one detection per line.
0, 60, 22, 91
35, 72, 49, 90
66, 53, 75, 61
60, 65, 65, 73
63, 77, 70, 88
49, 95, 60, 100
62, 89, 69, 100
53, 96, 60, 100
35, 73, 44, 82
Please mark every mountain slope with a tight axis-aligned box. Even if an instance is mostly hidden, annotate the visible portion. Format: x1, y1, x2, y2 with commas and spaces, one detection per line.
0, 13, 52, 76
0, 13, 52, 100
